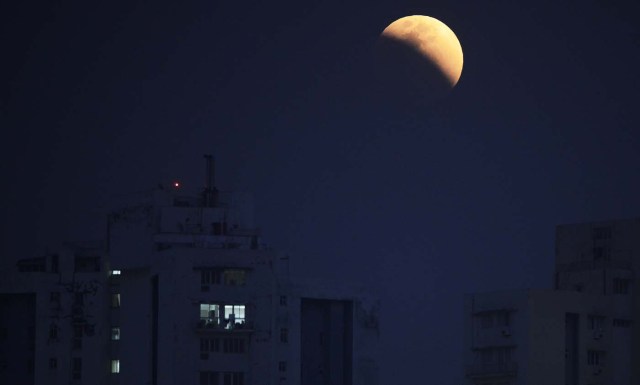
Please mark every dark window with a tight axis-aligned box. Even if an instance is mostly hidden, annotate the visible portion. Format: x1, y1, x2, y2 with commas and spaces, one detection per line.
280, 328, 288, 343
613, 319, 633, 328
587, 350, 605, 366
74, 256, 101, 272
278, 361, 287, 372
51, 254, 59, 273
200, 371, 219, 385
223, 372, 244, 385
593, 226, 612, 240
72, 358, 82, 380
50, 292, 60, 304
74, 293, 83, 306
49, 358, 57, 370
49, 324, 58, 340
279, 296, 287, 306
201, 269, 221, 289
16, 257, 46, 272
588, 315, 605, 330
613, 278, 631, 294
222, 338, 245, 354
222, 269, 246, 286
210, 338, 220, 352
200, 338, 209, 359
593, 246, 611, 260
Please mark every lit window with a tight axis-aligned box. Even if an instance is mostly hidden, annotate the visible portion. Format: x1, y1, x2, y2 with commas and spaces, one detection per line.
224, 305, 246, 329
111, 359, 120, 373
111, 294, 121, 308
110, 270, 121, 276
111, 328, 120, 341
199, 304, 247, 330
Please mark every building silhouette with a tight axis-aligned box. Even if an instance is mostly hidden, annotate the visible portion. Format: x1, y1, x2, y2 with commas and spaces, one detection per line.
464, 218, 638, 385
0, 157, 380, 385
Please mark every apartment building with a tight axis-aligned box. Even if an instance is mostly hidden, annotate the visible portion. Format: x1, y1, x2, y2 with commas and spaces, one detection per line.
464, 218, 638, 385
0, 158, 379, 385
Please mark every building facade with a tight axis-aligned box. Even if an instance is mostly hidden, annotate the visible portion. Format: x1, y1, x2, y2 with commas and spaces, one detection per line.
0, 160, 379, 385
464, 218, 638, 385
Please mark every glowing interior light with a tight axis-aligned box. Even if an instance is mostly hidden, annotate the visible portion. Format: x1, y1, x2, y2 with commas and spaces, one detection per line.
174, 181, 180, 188
110, 270, 121, 276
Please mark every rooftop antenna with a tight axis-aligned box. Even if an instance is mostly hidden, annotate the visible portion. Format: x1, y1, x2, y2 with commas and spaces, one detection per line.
203, 155, 218, 207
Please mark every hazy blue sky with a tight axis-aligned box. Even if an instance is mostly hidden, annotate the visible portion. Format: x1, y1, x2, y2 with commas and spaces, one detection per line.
2, 0, 640, 383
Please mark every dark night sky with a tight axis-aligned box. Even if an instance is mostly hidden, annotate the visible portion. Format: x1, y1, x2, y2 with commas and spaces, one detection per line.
2, 0, 640, 383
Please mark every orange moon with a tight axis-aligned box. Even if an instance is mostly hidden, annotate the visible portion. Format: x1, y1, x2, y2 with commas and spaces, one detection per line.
375, 15, 463, 104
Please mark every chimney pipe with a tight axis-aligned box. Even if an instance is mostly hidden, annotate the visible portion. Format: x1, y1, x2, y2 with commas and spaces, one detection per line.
203, 154, 218, 207
204, 154, 213, 191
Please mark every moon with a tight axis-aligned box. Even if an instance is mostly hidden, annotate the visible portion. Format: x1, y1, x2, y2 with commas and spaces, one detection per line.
375, 15, 463, 105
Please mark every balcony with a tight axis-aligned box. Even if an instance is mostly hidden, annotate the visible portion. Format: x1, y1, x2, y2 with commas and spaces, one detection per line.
195, 318, 254, 333
465, 362, 518, 378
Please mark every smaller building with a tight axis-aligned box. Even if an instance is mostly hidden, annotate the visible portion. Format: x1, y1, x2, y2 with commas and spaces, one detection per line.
464, 289, 632, 385
463, 217, 638, 385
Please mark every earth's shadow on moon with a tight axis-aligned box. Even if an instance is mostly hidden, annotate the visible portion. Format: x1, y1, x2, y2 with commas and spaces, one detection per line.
370, 34, 454, 116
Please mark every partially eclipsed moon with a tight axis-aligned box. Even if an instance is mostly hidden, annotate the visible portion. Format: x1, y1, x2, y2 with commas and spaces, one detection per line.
376, 15, 463, 103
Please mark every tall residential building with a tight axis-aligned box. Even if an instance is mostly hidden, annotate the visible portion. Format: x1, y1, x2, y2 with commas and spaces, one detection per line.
0, 158, 380, 385
463, 218, 638, 385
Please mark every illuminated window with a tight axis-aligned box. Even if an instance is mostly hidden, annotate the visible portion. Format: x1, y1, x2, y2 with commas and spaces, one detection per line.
111, 327, 120, 340
199, 304, 246, 330
110, 270, 121, 276
111, 294, 121, 308
111, 359, 120, 373
200, 304, 221, 328
224, 305, 246, 329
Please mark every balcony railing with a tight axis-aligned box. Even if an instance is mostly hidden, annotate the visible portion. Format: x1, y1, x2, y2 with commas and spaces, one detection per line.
465, 362, 518, 378
556, 259, 632, 272
195, 318, 253, 332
